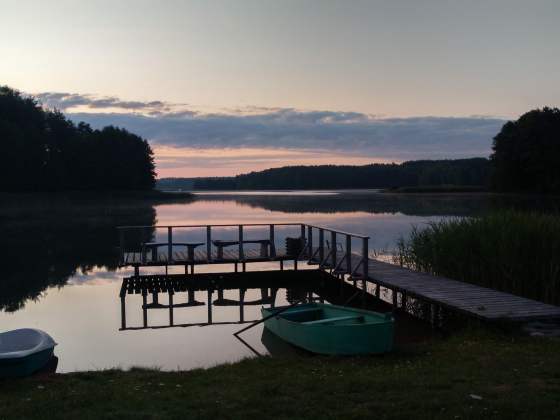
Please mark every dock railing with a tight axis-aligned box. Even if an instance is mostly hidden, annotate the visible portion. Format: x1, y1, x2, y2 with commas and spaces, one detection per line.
303, 224, 369, 281
117, 222, 369, 279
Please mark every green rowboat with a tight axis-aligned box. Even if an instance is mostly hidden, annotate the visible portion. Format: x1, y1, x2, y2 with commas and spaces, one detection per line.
261, 303, 394, 355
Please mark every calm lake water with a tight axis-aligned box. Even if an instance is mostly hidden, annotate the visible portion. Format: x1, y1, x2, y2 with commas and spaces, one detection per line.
1, 190, 558, 372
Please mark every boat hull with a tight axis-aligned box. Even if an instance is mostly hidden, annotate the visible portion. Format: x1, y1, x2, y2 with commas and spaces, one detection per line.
0, 348, 55, 378
262, 303, 394, 355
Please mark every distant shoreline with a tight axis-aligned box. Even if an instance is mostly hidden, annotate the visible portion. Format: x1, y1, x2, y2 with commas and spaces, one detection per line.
381, 185, 488, 194
158, 186, 489, 195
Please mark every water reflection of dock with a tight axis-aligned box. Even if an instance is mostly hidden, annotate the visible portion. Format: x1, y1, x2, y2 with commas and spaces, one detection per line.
119, 270, 335, 330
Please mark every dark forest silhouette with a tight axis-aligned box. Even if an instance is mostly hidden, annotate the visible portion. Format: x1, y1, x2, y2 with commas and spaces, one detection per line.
4, 84, 558, 195
159, 158, 491, 190
0, 86, 156, 191
491, 107, 560, 193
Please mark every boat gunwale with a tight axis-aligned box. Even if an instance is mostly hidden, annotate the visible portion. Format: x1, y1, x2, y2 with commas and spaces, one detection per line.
0, 329, 57, 360
261, 303, 393, 328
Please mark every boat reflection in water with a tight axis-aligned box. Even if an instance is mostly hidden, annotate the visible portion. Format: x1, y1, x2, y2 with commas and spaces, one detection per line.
260, 327, 310, 356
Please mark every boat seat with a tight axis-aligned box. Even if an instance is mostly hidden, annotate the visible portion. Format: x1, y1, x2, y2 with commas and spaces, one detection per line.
303, 315, 364, 325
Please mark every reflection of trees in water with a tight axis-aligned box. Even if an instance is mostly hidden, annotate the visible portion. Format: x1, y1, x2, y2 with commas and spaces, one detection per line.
197, 193, 560, 217
0, 197, 156, 312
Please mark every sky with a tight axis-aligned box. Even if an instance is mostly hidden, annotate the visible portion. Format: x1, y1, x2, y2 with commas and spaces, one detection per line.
1, 0, 559, 177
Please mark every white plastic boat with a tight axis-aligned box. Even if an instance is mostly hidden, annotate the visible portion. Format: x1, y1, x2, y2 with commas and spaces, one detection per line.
0, 329, 57, 378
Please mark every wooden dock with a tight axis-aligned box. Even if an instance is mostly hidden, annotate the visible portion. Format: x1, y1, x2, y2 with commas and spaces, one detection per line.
354, 255, 560, 322
118, 222, 560, 323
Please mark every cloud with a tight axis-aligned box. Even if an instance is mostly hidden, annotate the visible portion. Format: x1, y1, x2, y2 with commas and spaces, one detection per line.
68, 110, 504, 161
35, 91, 506, 172
35, 91, 194, 116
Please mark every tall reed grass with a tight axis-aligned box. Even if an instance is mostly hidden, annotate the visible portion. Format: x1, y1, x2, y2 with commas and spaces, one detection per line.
396, 210, 560, 305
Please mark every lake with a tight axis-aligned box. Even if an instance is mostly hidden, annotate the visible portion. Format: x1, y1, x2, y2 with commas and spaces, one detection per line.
1, 190, 558, 372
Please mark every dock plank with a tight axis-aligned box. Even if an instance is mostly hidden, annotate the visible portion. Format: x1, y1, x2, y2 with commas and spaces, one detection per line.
324, 251, 560, 321
361, 255, 560, 321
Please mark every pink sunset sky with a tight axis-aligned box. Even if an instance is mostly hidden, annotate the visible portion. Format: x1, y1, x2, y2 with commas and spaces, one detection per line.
3, 1, 558, 177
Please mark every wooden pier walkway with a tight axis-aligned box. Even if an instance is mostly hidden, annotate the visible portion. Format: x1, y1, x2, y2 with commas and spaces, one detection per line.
354, 255, 560, 322
118, 222, 560, 323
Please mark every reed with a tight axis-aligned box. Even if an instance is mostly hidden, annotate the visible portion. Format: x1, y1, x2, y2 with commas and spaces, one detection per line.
396, 210, 560, 305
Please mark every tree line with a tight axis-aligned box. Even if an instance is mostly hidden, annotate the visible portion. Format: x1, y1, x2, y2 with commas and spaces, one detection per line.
0, 86, 156, 191
162, 107, 560, 194
156, 158, 490, 190
4, 82, 557, 194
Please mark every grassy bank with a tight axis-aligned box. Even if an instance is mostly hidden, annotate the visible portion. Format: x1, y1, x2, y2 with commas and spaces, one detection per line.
396, 210, 560, 305
0, 330, 559, 419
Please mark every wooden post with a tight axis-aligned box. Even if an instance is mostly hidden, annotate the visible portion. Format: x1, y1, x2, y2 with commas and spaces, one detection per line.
168, 291, 174, 326
239, 288, 246, 322
167, 227, 173, 263
207, 290, 213, 324
319, 228, 324, 263
300, 224, 305, 241
362, 237, 369, 292
375, 283, 380, 298
120, 295, 126, 330
238, 225, 244, 260
402, 292, 408, 311
307, 225, 313, 258
331, 231, 337, 269
280, 260, 284, 270
392, 289, 398, 308
206, 226, 212, 262
346, 234, 351, 274
142, 292, 148, 328
270, 288, 278, 308
269, 225, 276, 258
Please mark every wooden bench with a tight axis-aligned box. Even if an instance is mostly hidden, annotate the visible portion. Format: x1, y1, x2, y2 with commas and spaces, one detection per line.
212, 239, 271, 259
141, 242, 204, 262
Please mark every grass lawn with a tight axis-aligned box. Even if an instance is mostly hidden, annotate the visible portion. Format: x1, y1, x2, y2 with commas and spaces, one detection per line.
1, 329, 559, 419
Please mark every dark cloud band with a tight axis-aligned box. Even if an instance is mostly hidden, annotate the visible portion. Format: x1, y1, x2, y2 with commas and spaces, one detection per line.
36, 91, 505, 160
